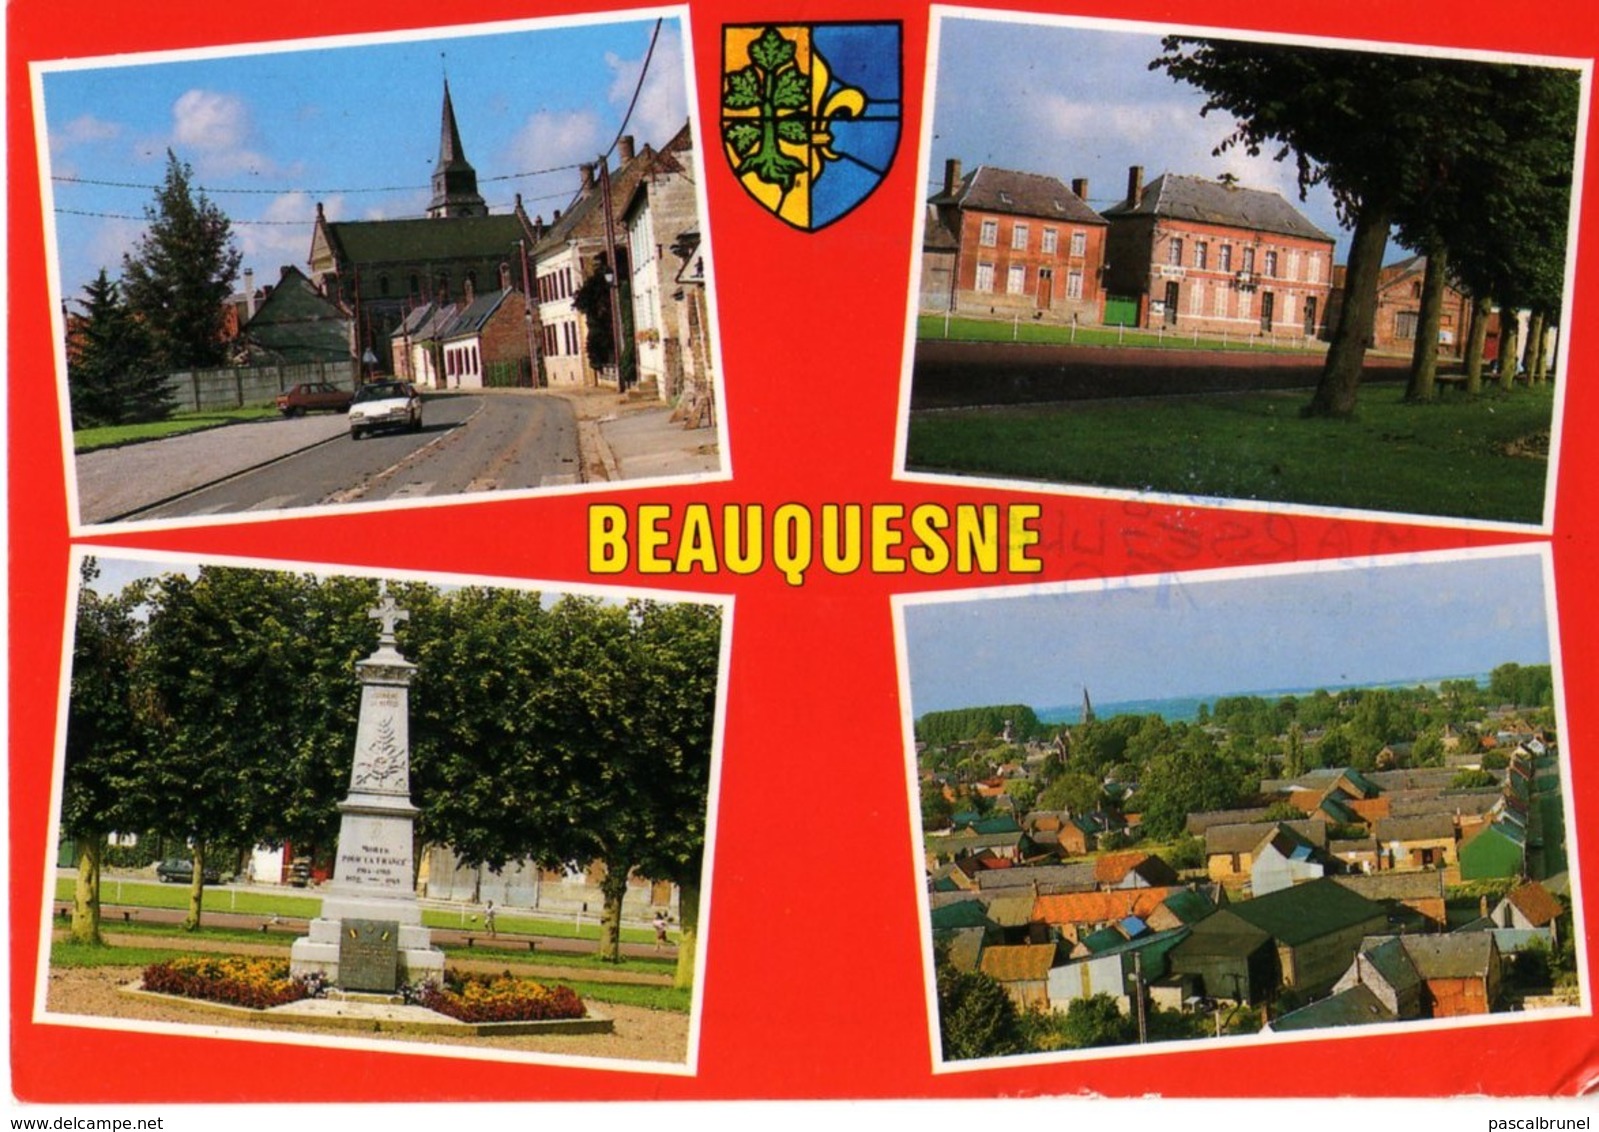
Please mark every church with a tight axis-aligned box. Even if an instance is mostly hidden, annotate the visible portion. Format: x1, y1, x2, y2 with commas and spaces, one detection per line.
307, 80, 542, 372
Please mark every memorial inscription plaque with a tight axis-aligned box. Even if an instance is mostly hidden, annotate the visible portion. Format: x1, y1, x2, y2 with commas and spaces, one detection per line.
338, 918, 401, 993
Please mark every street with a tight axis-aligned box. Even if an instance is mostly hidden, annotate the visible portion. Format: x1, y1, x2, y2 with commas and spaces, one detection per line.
78, 391, 582, 523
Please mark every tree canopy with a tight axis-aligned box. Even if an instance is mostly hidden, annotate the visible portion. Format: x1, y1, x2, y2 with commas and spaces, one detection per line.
67, 270, 170, 427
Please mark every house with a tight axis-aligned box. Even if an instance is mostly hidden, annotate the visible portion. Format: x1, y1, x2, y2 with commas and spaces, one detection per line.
1382, 934, 1503, 1017
1031, 887, 1181, 945
973, 861, 1098, 896
926, 160, 1108, 324
1373, 813, 1458, 870
1249, 824, 1333, 896
437, 284, 532, 390
1331, 254, 1492, 358
1332, 869, 1448, 929
1101, 166, 1335, 336
621, 123, 702, 402
919, 206, 960, 313
1047, 927, 1190, 1013
235, 265, 353, 366
1144, 887, 1219, 933
1226, 877, 1389, 997
1264, 983, 1398, 1032
531, 139, 656, 388
1490, 880, 1562, 944
308, 81, 539, 372
1206, 819, 1327, 884
978, 942, 1059, 1011
1167, 908, 1279, 1004
1094, 850, 1178, 890
1458, 816, 1528, 881
1329, 835, 1380, 875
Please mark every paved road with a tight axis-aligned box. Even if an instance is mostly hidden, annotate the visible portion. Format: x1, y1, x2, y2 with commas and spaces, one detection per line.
82, 392, 581, 523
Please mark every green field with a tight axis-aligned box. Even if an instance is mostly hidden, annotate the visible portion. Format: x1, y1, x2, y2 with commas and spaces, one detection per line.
74, 406, 280, 453
906, 382, 1553, 524
916, 313, 1331, 355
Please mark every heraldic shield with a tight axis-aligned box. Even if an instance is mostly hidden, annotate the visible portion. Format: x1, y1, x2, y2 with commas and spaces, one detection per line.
721, 23, 902, 232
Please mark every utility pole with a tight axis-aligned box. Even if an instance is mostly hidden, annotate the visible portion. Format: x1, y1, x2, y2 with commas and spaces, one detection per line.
1130, 950, 1148, 1044
598, 155, 628, 391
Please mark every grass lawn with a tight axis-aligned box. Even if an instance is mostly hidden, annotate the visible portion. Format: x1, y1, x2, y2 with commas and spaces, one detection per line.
422, 907, 665, 946
916, 313, 1329, 354
906, 382, 1553, 524
57, 878, 322, 918
74, 406, 279, 453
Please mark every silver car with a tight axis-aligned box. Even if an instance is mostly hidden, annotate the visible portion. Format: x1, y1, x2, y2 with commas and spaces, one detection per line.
349, 380, 423, 440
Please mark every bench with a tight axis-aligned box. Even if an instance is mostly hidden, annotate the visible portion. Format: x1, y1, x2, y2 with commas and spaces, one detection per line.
463, 936, 536, 952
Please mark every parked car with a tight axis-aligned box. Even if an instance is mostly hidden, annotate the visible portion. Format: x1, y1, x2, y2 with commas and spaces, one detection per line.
276, 381, 354, 417
155, 856, 222, 884
348, 380, 423, 439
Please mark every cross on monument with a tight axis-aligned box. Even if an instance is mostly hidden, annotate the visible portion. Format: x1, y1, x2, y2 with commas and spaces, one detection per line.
369, 583, 409, 644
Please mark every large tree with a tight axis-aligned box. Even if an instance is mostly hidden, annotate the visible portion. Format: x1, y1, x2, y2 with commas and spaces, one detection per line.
1152, 40, 1573, 417
67, 270, 169, 427
121, 151, 241, 372
61, 559, 147, 945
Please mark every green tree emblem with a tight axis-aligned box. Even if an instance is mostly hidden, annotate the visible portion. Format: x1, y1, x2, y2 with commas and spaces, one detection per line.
723, 27, 813, 191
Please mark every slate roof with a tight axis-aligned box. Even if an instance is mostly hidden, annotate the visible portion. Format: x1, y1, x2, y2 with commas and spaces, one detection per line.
1268, 983, 1396, 1031
1101, 173, 1333, 243
974, 862, 1098, 893
1358, 936, 1422, 997
930, 165, 1104, 225
1386, 789, 1502, 819
1186, 807, 1271, 835
979, 942, 1059, 982
924, 206, 959, 251
1397, 933, 1496, 980
1375, 814, 1457, 843
531, 145, 658, 259
442, 288, 516, 341
1333, 870, 1445, 902
1207, 820, 1328, 856
1229, 878, 1385, 947
322, 214, 532, 267
239, 265, 351, 363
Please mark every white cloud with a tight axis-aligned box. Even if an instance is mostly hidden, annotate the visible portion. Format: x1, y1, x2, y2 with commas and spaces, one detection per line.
85, 217, 144, 279
605, 27, 687, 148
505, 109, 605, 173
51, 113, 120, 153
234, 191, 319, 269
169, 88, 276, 178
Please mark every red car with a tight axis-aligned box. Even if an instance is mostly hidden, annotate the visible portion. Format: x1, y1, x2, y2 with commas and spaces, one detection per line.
277, 382, 355, 416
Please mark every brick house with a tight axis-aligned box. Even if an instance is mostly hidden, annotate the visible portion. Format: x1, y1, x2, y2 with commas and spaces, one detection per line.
1328, 254, 1498, 358
621, 123, 703, 403
926, 160, 1108, 324
1101, 166, 1335, 338
438, 284, 532, 390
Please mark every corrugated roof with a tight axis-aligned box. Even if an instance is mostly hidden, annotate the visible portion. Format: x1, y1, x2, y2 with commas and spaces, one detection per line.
932, 165, 1104, 225
1230, 878, 1385, 947
1102, 173, 1332, 243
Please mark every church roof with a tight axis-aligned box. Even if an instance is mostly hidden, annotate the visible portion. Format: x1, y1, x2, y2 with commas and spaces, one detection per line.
320, 214, 531, 268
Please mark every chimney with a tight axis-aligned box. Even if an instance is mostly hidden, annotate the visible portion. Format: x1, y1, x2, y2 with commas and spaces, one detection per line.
243, 268, 256, 319
499, 262, 513, 290
463, 276, 475, 304
580, 163, 595, 193
1071, 178, 1088, 202
1128, 165, 1145, 209
944, 158, 962, 196
618, 135, 635, 162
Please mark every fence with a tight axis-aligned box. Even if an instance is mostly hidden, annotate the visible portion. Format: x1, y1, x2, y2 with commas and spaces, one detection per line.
163, 360, 359, 413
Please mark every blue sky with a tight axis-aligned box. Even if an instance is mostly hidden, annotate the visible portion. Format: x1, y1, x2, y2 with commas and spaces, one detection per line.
901, 552, 1553, 715
38, 14, 688, 302
927, 16, 1380, 264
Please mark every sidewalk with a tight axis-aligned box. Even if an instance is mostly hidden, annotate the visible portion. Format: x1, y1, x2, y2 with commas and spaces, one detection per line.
549, 385, 722, 483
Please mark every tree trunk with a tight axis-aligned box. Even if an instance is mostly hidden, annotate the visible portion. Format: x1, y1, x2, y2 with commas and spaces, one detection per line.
1526, 311, 1547, 384
1464, 295, 1492, 396
597, 861, 630, 963
183, 843, 205, 932
71, 837, 104, 946
1306, 196, 1392, 417
673, 879, 700, 991
1405, 245, 1449, 402
1498, 305, 1520, 392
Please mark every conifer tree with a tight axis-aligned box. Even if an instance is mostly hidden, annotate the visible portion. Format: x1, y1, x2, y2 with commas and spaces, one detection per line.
67, 270, 169, 426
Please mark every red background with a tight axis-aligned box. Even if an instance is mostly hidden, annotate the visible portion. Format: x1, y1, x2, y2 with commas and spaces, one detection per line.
8, 0, 1595, 1101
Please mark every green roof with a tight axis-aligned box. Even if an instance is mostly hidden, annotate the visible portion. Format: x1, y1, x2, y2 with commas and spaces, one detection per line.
326, 214, 531, 266
1160, 888, 1216, 925
242, 266, 350, 363
931, 901, 994, 931
1269, 983, 1395, 1031
1230, 877, 1385, 946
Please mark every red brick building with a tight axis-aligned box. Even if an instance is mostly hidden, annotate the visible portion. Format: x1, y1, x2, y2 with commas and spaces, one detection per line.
1328, 254, 1498, 359
1101, 166, 1335, 339
925, 160, 1107, 324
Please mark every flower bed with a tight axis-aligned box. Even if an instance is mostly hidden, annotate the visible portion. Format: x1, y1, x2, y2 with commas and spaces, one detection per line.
142, 955, 323, 1010
409, 971, 587, 1024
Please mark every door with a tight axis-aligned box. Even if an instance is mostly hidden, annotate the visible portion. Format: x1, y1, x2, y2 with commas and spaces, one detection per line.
1260, 290, 1275, 333
1303, 295, 1317, 337
1037, 268, 1053, 310
1163, 280, 1180, 327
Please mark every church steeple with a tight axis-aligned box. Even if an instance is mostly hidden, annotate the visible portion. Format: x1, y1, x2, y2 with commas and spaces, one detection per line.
427, 79, 488, 219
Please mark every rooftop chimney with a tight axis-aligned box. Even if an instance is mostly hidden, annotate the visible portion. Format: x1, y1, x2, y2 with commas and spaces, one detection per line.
243, 268, 256, 319
1128, 165, 1145, 209
1071, 178, 1088, 202
580, 163, 595, 193
618, 135, 635, 162
944, 158, 962, 197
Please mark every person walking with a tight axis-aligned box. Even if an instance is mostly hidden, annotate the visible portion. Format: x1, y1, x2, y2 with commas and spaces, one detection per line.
653, 911, 669, 951
484, 899, 497, 938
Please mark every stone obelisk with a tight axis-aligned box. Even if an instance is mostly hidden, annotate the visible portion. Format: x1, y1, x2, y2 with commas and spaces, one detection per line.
290, 585, 444, 992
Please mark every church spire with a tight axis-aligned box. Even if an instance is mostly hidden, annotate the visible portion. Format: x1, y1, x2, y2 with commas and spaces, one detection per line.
427, 79, 488, 219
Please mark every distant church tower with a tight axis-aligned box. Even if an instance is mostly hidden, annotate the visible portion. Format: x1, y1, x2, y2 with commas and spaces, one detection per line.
426, 79, 488, 219
1081, 687, 1095, 725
